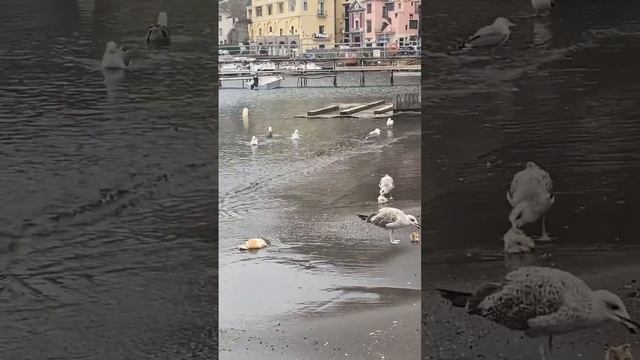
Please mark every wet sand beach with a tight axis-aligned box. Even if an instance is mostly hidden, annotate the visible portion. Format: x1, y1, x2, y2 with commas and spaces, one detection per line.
423, 0, 640, 358
219, 76, 421, 359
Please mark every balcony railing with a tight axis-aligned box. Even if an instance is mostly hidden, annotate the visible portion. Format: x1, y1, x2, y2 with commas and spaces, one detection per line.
312, 33, 331, 41
317, 10, 327, 16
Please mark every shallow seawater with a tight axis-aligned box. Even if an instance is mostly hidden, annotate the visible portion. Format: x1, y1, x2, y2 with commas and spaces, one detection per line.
218, 73, 421, 351
0, 0, 216, 358
423, 0, 640, 358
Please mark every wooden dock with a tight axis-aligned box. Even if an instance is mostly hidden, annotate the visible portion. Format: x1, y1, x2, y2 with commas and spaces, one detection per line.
296, 93, 420, 119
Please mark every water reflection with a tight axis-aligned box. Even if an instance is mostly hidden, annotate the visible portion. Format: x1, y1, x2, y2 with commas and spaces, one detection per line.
0, 0, 215, 357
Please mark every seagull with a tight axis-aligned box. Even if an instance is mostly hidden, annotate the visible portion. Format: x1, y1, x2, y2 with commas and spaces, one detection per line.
101, 41, 131, 69
266, 126, 273, 138
503, 226, 535, 254
507, 162, 554, 240
365, 128, 381, 141
379, 174, 394, 199
386, 117, 394, 128
532, 0, 555, 16
460, 17, 516, 52
250, 136, 259, 146
291, 129, 300, 140
358, 207, 421, 244
242, 108, 249, 121
146, 12, 170, 44
437, 266, 640, 360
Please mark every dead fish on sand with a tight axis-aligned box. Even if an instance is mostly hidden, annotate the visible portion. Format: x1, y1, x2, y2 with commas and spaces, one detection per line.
410, 231, 421, 243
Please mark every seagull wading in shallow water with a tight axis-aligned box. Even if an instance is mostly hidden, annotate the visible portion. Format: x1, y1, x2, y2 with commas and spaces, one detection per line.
461, 17, 516, 52
291, 129, 300, 140
365, 128, 381, 141
379, 174, 394, 200
250, 136, 258, 146
437, 266, 640, 360
266, 126, 273, 138
386, 117, 394, 128
101, 41, 131, 69
507, 161, 554, 240
146, 12, 170, 44
358, 207, 420, 244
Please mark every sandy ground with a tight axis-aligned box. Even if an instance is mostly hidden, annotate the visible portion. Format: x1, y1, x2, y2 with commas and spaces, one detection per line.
221, 298, 420, 360
422, 253, 640, 360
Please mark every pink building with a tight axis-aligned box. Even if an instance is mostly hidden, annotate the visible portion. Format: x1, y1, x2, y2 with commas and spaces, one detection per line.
348, 0, 420, 46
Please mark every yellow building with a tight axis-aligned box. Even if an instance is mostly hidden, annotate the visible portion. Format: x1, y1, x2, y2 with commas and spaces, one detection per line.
247, 0, 336, 52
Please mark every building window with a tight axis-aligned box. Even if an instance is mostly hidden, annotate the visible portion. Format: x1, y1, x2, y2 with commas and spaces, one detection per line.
409, 20, 418, 29
366, 20, 371, 33
395, 13, 398, 18
291, 26, 295, 34
259, 28, 262, 36
278, 2, 284, 13
218, 15, 222, 21
269, 26, 273, 34
267, 4, 273, 15
398, 2, 401, 9
318, 0, 325, 14
387, 2, 394, 11
280, 28, 284, 35
366, 3, 371, 13
319, 25, 325, 34
255, 6, 262, 16
219, 28, 223, 36
355, 19, 359, 29
303, 0, 308, 11
247, 9, 252, 19
288, 0, 296, 11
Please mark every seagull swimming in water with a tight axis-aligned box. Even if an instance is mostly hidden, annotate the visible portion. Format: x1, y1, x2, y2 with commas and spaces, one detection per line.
461, 17, 516, 52
507, 161, 555, 240
386, 117, 394, 128
146, 12, 170, 44
291, 129, 300, 140
437, 266, 640, 360
365, 128, 381, 141
266, 126, 273, 138
250, 136, 259, 146
358, 207, 421, 244
101, 41, 131, 69
532, 0, 555, 16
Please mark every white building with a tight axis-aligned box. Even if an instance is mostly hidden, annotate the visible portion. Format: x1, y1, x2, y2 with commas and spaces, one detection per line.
219, 13, 238, 45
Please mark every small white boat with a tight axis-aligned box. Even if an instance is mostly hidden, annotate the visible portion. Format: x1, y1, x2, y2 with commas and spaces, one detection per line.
247, 75, 283, 90
250, 62, 277, 72
219, 63, 250, 76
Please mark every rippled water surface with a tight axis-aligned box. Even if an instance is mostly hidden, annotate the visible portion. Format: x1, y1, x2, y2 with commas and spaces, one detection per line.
423, 1, 640, 358
219, 75, 421, 358
0, 1, 215, 357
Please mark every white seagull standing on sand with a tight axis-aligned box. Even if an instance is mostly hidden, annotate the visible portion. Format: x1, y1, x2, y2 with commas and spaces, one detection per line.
461, 17, 516, 51
250, 136, 259, 146
365, 128, 381, 141
386, 117, 394, 128
101, 41, 131, 69
437, 266, 640, 360
507, 161, 555, 240
291, 129, 300, 140
532, 0, 555, 16
358, 207, 420, 244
